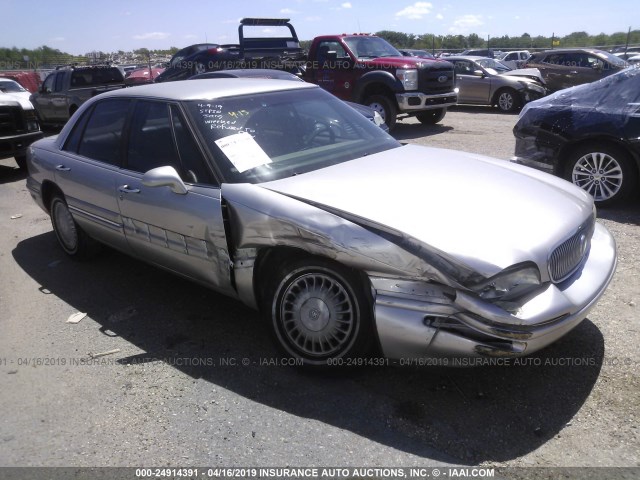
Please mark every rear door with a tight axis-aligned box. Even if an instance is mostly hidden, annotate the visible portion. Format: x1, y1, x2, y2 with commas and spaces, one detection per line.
114, 100, 233, 293
52, 98, 131, 252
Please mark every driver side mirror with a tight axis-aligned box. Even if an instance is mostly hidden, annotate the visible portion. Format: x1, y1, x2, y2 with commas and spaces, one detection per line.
473, 69, 485, 77
142, 166, 188, 195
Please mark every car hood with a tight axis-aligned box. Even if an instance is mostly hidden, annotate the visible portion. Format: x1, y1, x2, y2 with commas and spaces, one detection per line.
263, 145, 593, 277
0, 91, 34, 109
499, 68, 545, 84
362, 56, 452, 69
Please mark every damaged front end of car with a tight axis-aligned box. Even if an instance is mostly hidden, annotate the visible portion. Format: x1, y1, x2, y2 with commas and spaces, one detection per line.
221, 183, 617, 362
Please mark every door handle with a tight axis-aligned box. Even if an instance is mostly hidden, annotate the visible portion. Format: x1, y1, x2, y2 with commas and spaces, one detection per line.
118, 185, 141, 194
55, 165, 71, 172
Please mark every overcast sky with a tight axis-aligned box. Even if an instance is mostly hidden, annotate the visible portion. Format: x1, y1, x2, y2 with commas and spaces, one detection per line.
0, 0, 635, 54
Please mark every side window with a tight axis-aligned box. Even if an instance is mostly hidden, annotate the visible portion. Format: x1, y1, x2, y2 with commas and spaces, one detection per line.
453, 61, 473, 75
78, 99, 130, 165
587, 55, 605, 69
544, 54, 564, 65
505, 53, 516, 61
317, 41, 348, 64
170, 106, 216, 185
71, 71, 92, 88
126, 101, 179, 174
62, 107, 92, 153
42, 74, 55, 93
54, 73, 65, 92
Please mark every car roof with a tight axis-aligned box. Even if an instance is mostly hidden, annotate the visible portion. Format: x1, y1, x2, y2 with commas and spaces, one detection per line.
190, 69, 303, 81
534, 48, 608, 55
445, 56, 486, 61
96, 78, 317, 102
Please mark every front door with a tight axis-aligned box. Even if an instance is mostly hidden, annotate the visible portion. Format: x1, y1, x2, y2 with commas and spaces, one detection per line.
114, 100, 233, 293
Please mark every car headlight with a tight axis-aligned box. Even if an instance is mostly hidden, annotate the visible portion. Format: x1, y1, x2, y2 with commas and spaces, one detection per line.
472, 263, 541, 301
396, 68, 418, 90
519, 81, 545, 93
24, 109, 41, 132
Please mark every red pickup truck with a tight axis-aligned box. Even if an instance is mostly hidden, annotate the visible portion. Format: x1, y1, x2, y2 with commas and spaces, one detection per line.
303, 34, 457, 130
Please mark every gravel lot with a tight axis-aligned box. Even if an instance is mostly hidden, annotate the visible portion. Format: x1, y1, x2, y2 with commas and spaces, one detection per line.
0, 107, 638, 476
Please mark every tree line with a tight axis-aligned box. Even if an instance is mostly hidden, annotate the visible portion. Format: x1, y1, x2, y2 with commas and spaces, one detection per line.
2, 29, 639, 69
300, 29, 640, 52
0, 46, 179, 69
362, 30, 639, 52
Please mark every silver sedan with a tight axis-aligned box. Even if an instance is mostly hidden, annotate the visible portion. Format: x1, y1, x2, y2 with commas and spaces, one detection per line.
449, 56, 547, 112
26, 79, 615, 366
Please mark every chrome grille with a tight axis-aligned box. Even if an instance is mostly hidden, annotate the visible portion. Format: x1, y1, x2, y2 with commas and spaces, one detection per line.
549, 214, 595, 283
0, 106, 22, 135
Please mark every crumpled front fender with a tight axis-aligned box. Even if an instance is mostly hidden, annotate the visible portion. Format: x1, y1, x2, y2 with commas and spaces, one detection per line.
220, 183, 475, 308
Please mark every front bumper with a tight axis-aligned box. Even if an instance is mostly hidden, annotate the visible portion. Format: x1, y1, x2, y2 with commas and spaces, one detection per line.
510, 130, 560, 174
0, 131, 43, 161
373, 222, 616, 361
395, 91, 458, 113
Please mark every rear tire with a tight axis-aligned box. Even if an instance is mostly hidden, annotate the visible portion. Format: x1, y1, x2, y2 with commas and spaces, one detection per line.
416, 108, 446, 125
364, 95, 397, 131
50, 195, 101, 259
564, 143, 637, 206
266, 257, 374, 367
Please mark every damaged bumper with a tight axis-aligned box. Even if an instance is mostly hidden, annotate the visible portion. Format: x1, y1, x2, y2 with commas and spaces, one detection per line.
373, 222, 617, 361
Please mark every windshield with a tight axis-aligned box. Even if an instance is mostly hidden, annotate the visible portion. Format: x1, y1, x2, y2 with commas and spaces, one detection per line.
595, 50, 629, 68
476, 58, 511, 73
343, 36, 402, 59
0, 80, 26, 93
186, 87, 400, 183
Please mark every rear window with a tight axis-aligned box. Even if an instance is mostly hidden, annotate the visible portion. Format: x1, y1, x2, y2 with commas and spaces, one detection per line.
71, 68, 124, 87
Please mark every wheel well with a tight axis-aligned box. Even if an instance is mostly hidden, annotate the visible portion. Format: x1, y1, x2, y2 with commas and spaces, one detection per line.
359, 84, 395, 104
40, 181, 63, 213
558, 138, 640, 178
252, 246, 371, 309
253, 247, 311, 308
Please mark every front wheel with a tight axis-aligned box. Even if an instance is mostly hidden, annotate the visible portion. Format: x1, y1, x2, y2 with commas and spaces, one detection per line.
416, 108, 446, 125
495, 88, 521, 113
267, 258, 374, 366
564, 144, 638, 206
364, 95, 397, 131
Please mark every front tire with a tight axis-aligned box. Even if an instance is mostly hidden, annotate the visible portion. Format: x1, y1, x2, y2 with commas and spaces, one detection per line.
267, 258, 373, 366
564, 143, 637, 206
364, 95, 397, 131
50, 195, 100, 259
495, 88, 520, 113
416, 108, 446, 125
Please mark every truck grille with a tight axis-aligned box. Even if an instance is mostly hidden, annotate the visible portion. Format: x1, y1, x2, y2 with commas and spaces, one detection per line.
549, 214, 595, 283
418, 63, 456, 95
0, 106, 24, 134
